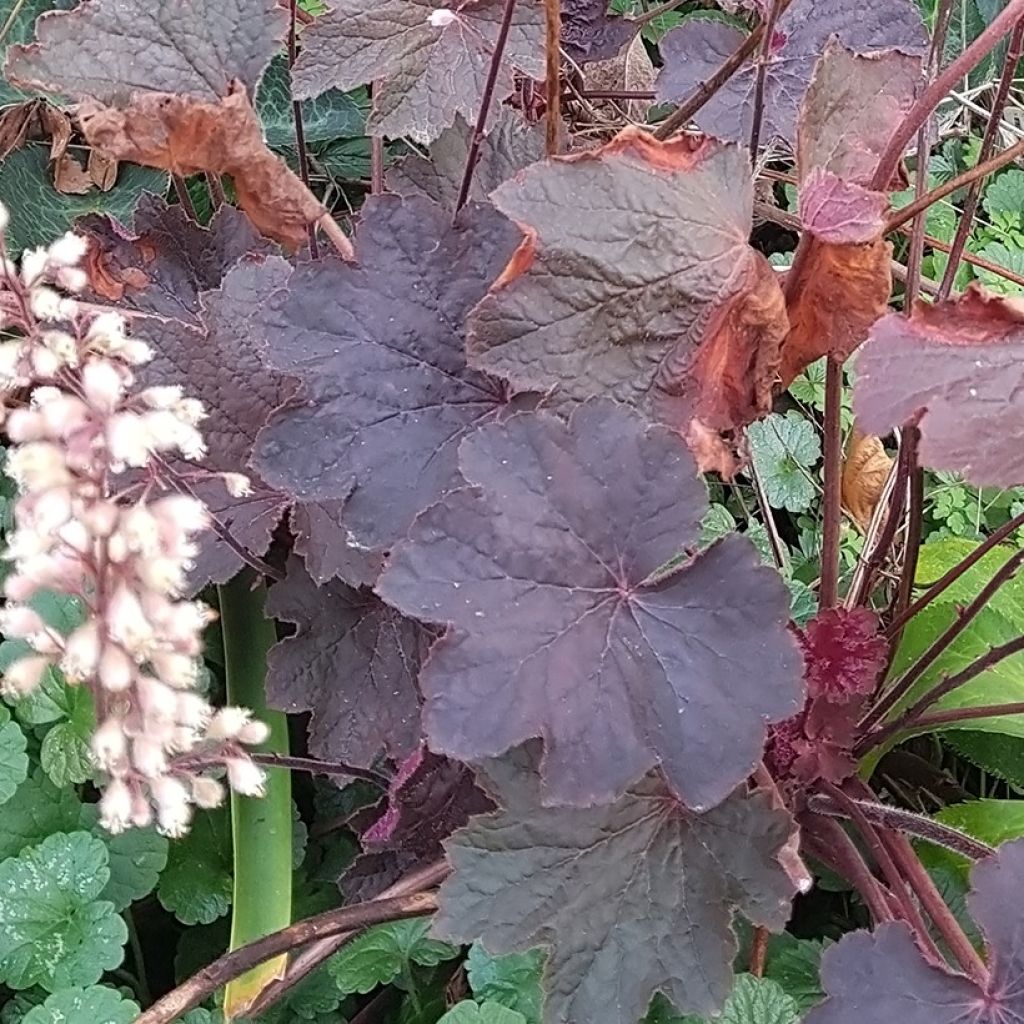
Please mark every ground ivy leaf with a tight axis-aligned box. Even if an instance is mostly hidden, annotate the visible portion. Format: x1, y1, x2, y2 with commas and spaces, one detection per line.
377, 400, 803, 809
0, 769, 82, 860
439, 1002, 527, 1024
561, 0, 635, 62
435, 745, 802, 1024
6, 0, 286, 102
386, 110, 545, 209
19, 986, 139, 1024
266, 556, 432, 769
747, 413, 820, 513
0, 145, 166, 256
253, 195, 527, 552
654, 974, 801, 1024
0, 832, 127, 992
157, 807, 233, 925
0, 705, 29, 805
257, 54, 367, 148
983, 169, 1024, 220
656, 0, 927, 145
78, 805, 169, 911
467, 944, 545, 1024
855, 286, 1024, 487
807, 839, 1024, 1024
291, 0, 544, 144
466, 128, 788, 477
327, 918, 459, 995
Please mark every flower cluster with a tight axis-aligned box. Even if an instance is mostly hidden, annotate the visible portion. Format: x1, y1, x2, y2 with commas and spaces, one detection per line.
0, 204, 268, 836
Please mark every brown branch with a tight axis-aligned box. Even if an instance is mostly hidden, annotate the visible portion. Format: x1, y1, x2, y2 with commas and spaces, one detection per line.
135, 893, 438, 1024
290, 0, 319, 258
748, 0, 784, 160
819, 356, 844, 608
544, 0, 561, 156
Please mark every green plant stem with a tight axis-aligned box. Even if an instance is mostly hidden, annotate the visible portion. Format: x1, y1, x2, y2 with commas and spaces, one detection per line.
818, 356, 844, 609
219, 571, 293, 1019
124, 908, 152, 1006
870, 0, 1024, 191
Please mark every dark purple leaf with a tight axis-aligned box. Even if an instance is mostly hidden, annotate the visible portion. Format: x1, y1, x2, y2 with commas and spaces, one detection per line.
561, 0, 635, 63
266, 556, 433, 768
656, 0, 927, 146
435, 743, 802, 1024
377, 400, 803, 810
291, 0, 544, 144
385, 109, 545, 209
290, 502, 384, 589
467, 127, 788, 477
6, 0, 286, 102
253, 195, 527, 552
854, 286, 1024, 488
807, 838, 1024, 1024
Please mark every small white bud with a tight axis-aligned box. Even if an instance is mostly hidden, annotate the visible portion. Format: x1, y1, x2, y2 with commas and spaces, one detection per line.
206, 706, 252, 741
238, 719, 270, 746
99, 778, 134, 833
47, 231, 89, 268
82, 359, 126, 412
222, 473, 252, 497
429, 7, 457, 27
92, 716, 128, 770
2, 653, 50, 695
226, 757, 266, 797
191, 775, 225, 809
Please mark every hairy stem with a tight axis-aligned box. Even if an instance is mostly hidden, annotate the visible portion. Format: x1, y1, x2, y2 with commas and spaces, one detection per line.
653, 0, 795, 142
545, 0, 561, 155
938, 17, 1024, 298
891, 698, 1024, 732
220, 572, 293, 1019
860, 635, 1024, 753
862, 548, 1024, 731
870, 0, 1024, 191
251, 752, 389, 787
134, 892, 438, 1024
819, 356, 845, 609
889, 466, 924, 636
455, 0, 520, 214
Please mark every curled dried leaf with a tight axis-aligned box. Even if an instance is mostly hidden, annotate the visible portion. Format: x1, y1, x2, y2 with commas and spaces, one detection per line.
841, 428, 893, 529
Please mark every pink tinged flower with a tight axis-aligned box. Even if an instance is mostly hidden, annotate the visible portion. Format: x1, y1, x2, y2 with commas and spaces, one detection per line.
152, 776, 193, 837
0, 605, 47, 638
226, 757, 266, 797
106, 412, 152, 467
140, 386, 184, 409
41, 331, 79, 368
107, 585, 155, 655
26, 488, 73, 534
0, 339, 26, 385
131, 791, 153, 828
222, 473, 252, 497
151, 494, 209, 535
29, 345, 61, 377
29, 286, 65, 322
8, 442, 70, 489
98, 644, 135, 691
83, 500, 119, 538
82, 359, 126, 412
4, 572, 40, 603
191, 775, 225, 809
138, 674, 178, 720
1, 653, 51, 695
151, 651, 198, 689
137, 557, 187, 596
57, 267, 88, 293
132, 735, 167, 778
61, 621, 101, 680
238, 719, 270, 745
86, 311, 128, 347
47, 231, 88, 268
20, 247, 48, 287
429, 8, 457, 27
38, 394, 90, 437
119, 504, 161, 554
176, 691, 211, 729
99, 778, 134, 833
207, 706, 254, 741
91, 716, 128, 770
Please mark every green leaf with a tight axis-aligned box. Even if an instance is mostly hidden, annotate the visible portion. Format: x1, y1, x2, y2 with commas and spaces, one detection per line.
0, 146, 167, 255
889, 603, 1024, 739
77, 804, 169, 911
0, 0, 75, 107
788, 357, 827, 411
157, 806, 233, 925
699, 504, 737, 546
747, 413, 821, 513
944, 730, 1024, 789
0, 832, 127, 992
328, 918, 460, 995
762, 936, 825, 1012
0, 705, 29, 804
975, 241, 1024, 296
936, 799, 1024, 854
39, 694, 95, 786
647, 975, 800, 1024
256, 54, 368, 148
983, 169, 1024, 220
466, 945, 544, 1024
438, 1002, 527, 1024
0, 768, 82, 860
19, 986, 139, 1024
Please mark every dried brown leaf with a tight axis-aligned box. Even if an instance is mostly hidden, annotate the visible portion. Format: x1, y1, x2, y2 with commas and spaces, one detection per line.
53, 153, 92, 195
40, 105, 71, 161
88, 149, 118, 191
841, 428, 893, 529
78, 81, 322, 249
0, 101, 38, 161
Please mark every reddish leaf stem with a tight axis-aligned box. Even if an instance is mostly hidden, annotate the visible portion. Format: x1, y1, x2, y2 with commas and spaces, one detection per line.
455, 0, 520, 215
889, 466, 924, 636
290, 0, 320, 259
747, 0, 784, 161
749, 926, 769, 977
172, 174, 198, 221
205, 172, 225, 210
860, 634, 1024, 753
371, 135, 385, 195
251, 752, 389, 787
870, 0, 1024, 191
888, 508, 1024, 637
819, 356, 844, 609
134, 892, 438, 1023
888, 699, 1024, 733
544, 0, 561, 155
886, 135, 1024, 233
862, 548, 1024, 731
939, 17, 1024, 298
652, 0, 795, 142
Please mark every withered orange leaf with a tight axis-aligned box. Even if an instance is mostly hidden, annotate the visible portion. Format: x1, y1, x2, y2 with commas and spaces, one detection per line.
79, 81, 322, 250
841, 428, 893, 529
467, 127, 789, 474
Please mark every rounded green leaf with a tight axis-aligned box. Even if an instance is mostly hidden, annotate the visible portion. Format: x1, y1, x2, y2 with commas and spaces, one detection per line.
439, 1002, 528, 1024
0, 769, 82, 861
157, 807, 233, 925
747, 413, 821, 513
0, 832, 127, 992
0, 706, 29, 804
466, 945, 544, 1024
20, 986, 138, 1024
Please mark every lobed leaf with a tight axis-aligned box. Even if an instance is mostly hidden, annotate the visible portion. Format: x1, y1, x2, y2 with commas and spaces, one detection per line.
377, 400, 803, 810
467, 945, 545, 1024
467, 128, 789, 475
6, 0, 286, 103
266, 556, 433, 769
807, 838, 1024, 1024
157, 808, 233, 925
0, 705, 29, 805
254, 194, 527, 552
291, 0, 544, 144
439, 1003, 527, 1024
560, 0, 635, 62
656, 0, 927, 145
0, 769, 81, 860
855, 287, 1024, 487
19, 987, 139, 1024
435, 745, 802, 1024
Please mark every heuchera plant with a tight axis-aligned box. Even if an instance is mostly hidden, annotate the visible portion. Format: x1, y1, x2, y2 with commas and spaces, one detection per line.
2, 0, 1024, 1022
